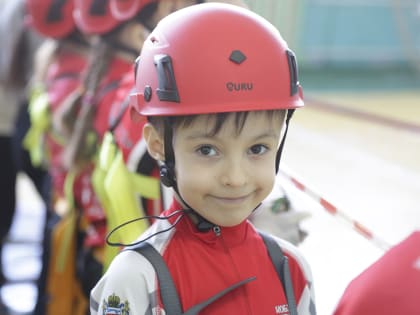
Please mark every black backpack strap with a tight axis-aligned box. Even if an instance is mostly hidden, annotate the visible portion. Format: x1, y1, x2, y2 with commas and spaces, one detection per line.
258, 231, 298, 315
132, 242, 183, 315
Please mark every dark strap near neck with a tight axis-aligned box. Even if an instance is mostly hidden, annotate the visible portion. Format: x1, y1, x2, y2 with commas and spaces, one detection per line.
259, 231, 298, 315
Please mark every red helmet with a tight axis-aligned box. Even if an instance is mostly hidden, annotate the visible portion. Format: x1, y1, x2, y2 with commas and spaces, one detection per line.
130, 3, 303, 117
73, 0, 120, 34
110, 0, 156, 21
108, 71, 147, 163
25, 0, 76, 38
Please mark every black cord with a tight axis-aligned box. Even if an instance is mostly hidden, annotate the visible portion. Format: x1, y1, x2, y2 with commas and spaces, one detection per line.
106, 209, 191, 247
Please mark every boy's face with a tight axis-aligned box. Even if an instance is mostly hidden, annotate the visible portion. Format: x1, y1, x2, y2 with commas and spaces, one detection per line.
172, 111, 285, 227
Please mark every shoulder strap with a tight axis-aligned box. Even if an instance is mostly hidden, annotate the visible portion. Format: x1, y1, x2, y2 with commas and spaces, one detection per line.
131, 242, 183, 315
95, 79, 120, 102
258, 231, 298, 315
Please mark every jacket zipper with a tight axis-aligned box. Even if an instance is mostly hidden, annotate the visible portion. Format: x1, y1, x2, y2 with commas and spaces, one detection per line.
212, 225, 253, 315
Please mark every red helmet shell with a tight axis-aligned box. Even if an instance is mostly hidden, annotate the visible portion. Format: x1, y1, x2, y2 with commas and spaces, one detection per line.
130, 3, 303, 117
73, 0, 120, 34
110, 0, 156, 21
25, 0, 75, 38
109, 70, 146, 163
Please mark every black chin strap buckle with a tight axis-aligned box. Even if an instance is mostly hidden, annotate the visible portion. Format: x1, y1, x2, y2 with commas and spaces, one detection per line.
159, 162, 176, 188
196, 219, 214, 232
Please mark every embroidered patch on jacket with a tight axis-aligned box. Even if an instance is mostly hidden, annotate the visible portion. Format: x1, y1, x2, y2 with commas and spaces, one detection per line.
102, 293, 130, 315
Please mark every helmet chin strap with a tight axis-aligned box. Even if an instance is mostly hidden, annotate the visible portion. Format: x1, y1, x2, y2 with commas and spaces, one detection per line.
159, 119, 177, 188
159, 110, 294, 230
275, 109, 295, 173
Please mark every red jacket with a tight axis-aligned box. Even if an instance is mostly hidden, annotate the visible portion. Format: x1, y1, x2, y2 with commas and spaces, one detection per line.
334, 231, 420, 315
91, 199, 316, 315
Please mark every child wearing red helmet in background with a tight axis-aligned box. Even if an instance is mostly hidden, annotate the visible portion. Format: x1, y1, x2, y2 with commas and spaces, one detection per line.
57, 1, 151, 313
24, 1, 153, 314
0, 1, 43, 311
91, 3, 316, 315
23, 0, 90, 313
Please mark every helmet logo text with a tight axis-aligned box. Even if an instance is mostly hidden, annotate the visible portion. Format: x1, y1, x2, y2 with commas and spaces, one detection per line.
226, 82, 253, 92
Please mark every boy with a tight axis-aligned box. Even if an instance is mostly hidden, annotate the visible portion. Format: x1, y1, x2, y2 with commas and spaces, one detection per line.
91, 3, 316, 315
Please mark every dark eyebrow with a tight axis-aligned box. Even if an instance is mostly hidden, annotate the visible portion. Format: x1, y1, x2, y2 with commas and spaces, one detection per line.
253, 131, 279, 141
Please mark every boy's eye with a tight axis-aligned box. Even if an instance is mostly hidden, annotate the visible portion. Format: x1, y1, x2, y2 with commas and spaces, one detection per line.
197, 145, 217, 156
248, 144, 268, 155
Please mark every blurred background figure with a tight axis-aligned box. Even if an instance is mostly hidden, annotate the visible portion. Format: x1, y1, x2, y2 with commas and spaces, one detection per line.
0, 0, 24, 289
51, 0, 158, 313
0, 0, 43, 313
23, 0, 92, 314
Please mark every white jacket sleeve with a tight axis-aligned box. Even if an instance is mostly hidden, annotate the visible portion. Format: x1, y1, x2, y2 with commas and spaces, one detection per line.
90, 250, 158, 315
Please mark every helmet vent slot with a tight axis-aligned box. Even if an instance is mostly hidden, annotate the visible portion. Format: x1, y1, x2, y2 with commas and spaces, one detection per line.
89, 0, 107, 16
154, 54, 180, 102
286, 50, 299, 96
46, 0, 67, 22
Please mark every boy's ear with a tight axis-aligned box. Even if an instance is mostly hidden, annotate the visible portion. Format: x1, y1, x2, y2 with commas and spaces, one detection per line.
143, 123, 165, 161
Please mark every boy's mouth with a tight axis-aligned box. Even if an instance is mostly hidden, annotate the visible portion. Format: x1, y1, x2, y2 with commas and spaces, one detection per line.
211, 193, 253, 204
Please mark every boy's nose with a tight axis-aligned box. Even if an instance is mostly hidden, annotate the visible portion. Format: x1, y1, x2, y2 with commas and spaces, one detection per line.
220, 158, 248, 187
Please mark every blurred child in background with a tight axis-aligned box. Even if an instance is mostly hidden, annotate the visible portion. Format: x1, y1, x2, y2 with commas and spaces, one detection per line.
0, 1, 42, 311
23, 0, 91, 313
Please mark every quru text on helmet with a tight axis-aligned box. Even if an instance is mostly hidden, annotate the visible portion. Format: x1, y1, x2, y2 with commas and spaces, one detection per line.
226, 82, 253, 92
